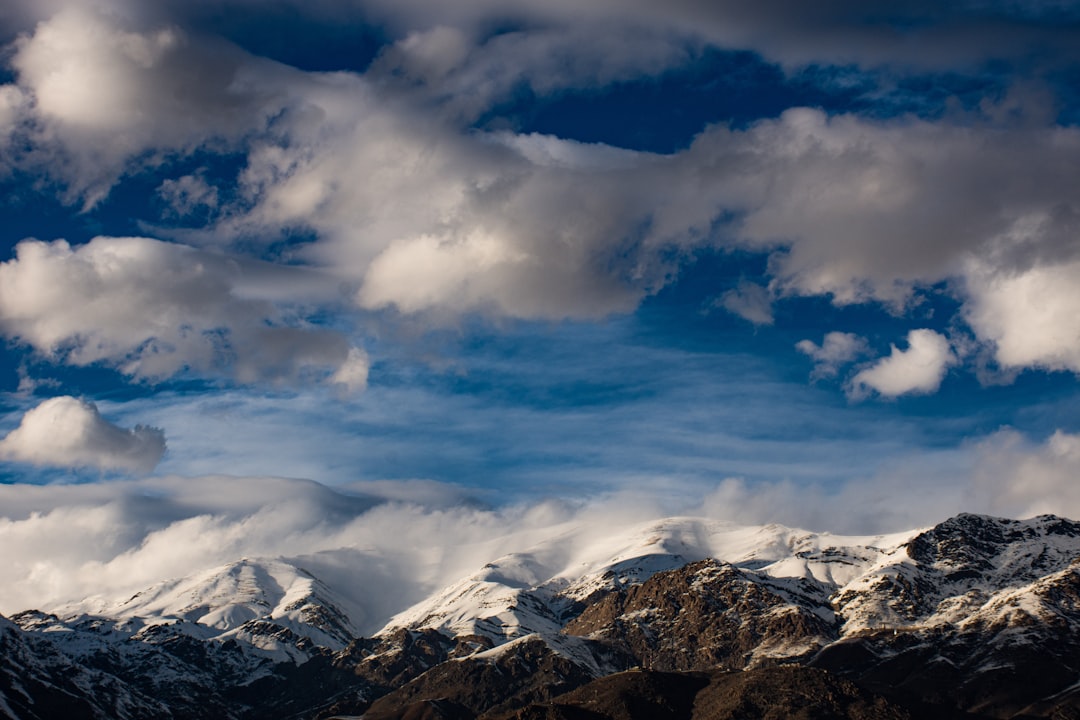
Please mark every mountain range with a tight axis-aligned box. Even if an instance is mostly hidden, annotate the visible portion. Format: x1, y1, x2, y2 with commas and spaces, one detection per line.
2, 512, 1079, 719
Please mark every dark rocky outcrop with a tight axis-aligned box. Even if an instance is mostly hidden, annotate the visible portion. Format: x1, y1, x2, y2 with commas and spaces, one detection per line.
564, 559, 834, 671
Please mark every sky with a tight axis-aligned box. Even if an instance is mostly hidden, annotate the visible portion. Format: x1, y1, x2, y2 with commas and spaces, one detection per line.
2, 0, 1080, 617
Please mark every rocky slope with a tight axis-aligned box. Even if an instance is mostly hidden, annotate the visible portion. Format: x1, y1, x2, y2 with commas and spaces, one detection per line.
2, 513, 1079, 719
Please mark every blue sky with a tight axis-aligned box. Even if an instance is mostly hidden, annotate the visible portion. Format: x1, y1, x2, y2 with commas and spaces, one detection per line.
2, 0, 1080, 569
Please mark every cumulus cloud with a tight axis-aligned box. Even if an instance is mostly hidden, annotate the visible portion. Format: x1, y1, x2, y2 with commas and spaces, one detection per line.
964, 258, 1080, 373
222, 91, 670, 320
7, 5, 285, 205
684, 108, 1080, 308
0, 2, 1077, 390
0, 236, 363, 385
796, 331, 869, 379
849, 329, 956, 398
2, 6, 1077, 336
214, 92, 1080, 354
0, 396, 165, 473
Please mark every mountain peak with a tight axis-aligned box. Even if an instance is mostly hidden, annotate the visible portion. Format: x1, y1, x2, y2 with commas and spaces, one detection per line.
8, 513, 1080, 719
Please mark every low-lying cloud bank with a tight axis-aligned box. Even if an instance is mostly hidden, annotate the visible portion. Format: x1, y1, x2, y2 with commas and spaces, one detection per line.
1, 427, 1075, 628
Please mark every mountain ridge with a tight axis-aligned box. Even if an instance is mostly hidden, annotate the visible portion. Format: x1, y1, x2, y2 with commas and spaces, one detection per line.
2, 512, 1079, 719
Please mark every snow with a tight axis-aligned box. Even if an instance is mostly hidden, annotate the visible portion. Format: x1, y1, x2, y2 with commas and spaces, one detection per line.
27, 555, 366, 680
379, 516, 919, 647
11, 512, 1080, 684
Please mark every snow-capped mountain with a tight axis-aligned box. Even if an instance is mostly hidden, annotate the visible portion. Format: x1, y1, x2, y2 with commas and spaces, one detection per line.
379, 516, 911, 641
55, 557, 363, 659
3, 557, 371, 720
3, 513, 1080, 719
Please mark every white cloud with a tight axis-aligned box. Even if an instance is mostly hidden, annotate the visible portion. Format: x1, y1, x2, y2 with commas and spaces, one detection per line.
0, 424, 1075, 620
682, 108, 1080, 308
2, 3, 1079, 384
0, 236, 360, 385
964, 258, 1080, 373
700, 428, 1080, 534
0, 474, 584, 625
9, 5, 284, 205
796, 331, 869, 379
971, 429, 1080, 519
849, 329, 956, 398
0, 396, 165, 473
224, 91, 667, 320
221, 96, 1080, 341
718, 281, 773, 325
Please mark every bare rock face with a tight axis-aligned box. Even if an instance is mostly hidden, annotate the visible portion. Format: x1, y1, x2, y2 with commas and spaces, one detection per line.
360, 637, 597, 720
348, 627, 460, 688
493, 666, 912, 720
564, 559, 834, 671
494, 669, 710, 720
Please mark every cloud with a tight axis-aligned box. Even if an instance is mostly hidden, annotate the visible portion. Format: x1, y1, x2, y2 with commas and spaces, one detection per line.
329, 347, 371, 394
964, 258, 1080, 373
971, 429, 1080, 519
796, 331, 869, 379
0, 474, 582, 626
215, 94, 1080, 356
1, 3, 1078, 388
7, 5, 286, 205
0, 236, 364, 385
268, 0, 1080, 73
682, 108, 1080, 307
369, 24, 693, 122
0, 424, 1076, 621
222, 93, 669, 320
718, 281, 773, 325
699, 428, 1080, 534
157, 172, 220, 218
3, 9, 1077, 313
849, 329, 956, 397
0, 396, 165, 473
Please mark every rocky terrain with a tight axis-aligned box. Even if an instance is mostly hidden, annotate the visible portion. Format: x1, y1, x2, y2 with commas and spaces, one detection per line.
2, 513, 1079, 719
